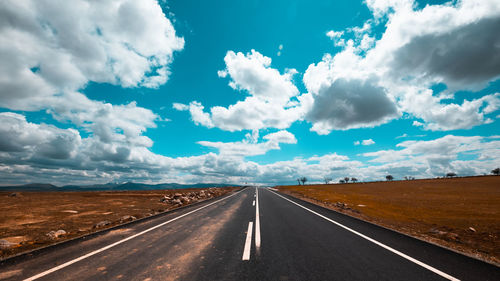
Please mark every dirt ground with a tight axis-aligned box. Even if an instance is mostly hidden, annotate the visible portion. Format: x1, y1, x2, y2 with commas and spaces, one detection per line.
0, 187, 239, 260
277, 176, 500, 266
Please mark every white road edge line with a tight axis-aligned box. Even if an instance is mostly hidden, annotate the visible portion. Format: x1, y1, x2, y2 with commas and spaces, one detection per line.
242, 222, 253, 260
255, 187, 261, 250
267, 189, 460, 281
23, 189, 245, 281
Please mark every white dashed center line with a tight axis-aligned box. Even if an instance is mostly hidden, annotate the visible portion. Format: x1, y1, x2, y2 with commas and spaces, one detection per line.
242, 222, 253, 261
255, 187, 261, 250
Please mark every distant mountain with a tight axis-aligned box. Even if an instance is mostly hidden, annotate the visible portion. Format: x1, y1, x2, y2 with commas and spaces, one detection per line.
0, 182, 239, 191
0, 183, 61, 191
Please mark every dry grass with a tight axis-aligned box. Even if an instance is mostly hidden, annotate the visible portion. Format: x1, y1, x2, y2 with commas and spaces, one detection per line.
0, 187, 239, 259
277, 176, 500, 265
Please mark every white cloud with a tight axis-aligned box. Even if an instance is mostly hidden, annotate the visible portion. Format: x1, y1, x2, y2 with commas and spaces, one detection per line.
413, 121, 424, 127
364, 0, 414, 19
39, 92, 158, 149
0, 119, 497, 185
359, 34, 375, 50
178, 50, 312, 132
367, 0, 500, 92
217, 70, 228, 78
0, 0, 183, 152
198, 130, 297, 158
362, 139, 375, 146
0, 112, 81, 160
355, 139, 375, 146
308, 77, 399, 134
221, 50, 298, 102
400, 90, 500, 131
361, 135, 500, 178
0, 0, 185, 184
354, 139, 375, 146
0, 0, 184, 111
326, 30, 345, 46
302, 0, 500, 134
385, 14, 500, 91
1, 0, 500, 186
0, 100, 159, 170
348, 22, 372, 36
174, 101, 214, 128
263, 130, 297, 144
172, 103, 189, 111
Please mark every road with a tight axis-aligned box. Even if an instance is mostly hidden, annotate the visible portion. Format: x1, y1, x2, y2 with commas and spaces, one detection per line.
0, 187, 498, 281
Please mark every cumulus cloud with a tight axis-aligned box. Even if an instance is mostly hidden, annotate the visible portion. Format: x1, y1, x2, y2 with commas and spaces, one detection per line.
0, 122, 497, 185
176, 50, 312, 131
277, 44, 283, 56
1, 0, 500, 186
221, 50, 298, 102
0, 0, 183, 156
359, 34, 375, 50
0, 0, 186, 184
326, 30, 345, 47
354, 139, 375, 146
0, 109, 159, 173
400, 90, 500, 131
174, 101, 214, 128
0, 0, 184, 111
263, 130, 297, 144
198, 130, 297, 158
364, 0, 414, 19
306, 78, 399, 133
172, 103, 189, 111
252, 153, 363, 185
0, 112, 81, 159
385, 8, 500, 90
302, 0, 500, 133
363, 135, 500, 178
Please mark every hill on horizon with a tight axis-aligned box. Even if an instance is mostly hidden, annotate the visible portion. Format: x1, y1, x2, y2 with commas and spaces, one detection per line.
0, 182, 240, 192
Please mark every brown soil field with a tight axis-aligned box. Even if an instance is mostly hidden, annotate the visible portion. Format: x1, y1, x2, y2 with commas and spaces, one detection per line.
277, 176, 500, 266
0, 187, 239, 260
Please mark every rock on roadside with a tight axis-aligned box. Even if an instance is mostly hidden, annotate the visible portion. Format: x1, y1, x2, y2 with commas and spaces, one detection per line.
159, 189, 225, 207
46, 230, 67, 239
93, 220, 112, 229
0, 239, 17, 249
119, 215, 136, 223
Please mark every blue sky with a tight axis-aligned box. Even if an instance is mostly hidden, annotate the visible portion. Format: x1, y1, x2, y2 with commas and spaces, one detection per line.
0, 0, 499, 186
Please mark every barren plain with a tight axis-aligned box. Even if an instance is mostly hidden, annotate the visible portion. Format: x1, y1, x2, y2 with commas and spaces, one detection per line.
0, 187, 239, 259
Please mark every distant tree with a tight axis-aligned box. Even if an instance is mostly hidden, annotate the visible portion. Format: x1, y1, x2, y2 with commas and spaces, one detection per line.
324, 177, 333, 184
300, 177, 307, 185
446, 172, 457, 178
351, 177, 358, 183
386, 175, 394, 181
492, 168, 500, 175
344, 177, 350, 183
297, 178, 301, 185
339, 179, 345, 184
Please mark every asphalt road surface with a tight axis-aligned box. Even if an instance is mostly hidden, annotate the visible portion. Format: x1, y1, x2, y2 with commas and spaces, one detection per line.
1, 187, 499, 281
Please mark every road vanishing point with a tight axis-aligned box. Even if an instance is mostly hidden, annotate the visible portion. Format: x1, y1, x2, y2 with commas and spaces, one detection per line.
1, 187, 499, 281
